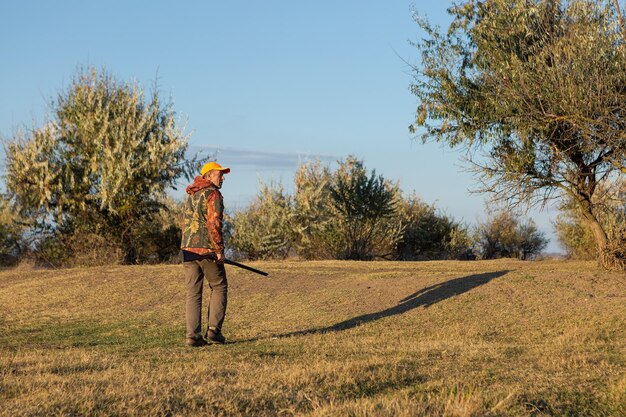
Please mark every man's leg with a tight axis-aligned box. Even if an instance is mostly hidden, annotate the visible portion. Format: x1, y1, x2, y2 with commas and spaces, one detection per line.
199, 259, 228, 334
184, 260, 205, 340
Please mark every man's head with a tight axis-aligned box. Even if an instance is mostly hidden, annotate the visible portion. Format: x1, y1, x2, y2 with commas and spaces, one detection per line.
200, 162, 230, 189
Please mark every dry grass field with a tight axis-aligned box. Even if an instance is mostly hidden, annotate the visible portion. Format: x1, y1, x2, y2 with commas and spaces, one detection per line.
0, 259, 624, 416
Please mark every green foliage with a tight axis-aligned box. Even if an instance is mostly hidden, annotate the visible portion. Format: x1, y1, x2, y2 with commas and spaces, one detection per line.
0, 196, 25, 266
292, 160, 336, 259
447, 225, 477, 260
36, 230, 124, 268
327, 156, 403, 260
227, 182, 294, 260
4, 67, 195, 265
396, 194, 474, 260
229, 157, 405, 260
230, 157, 467, 261
555, 179, 626, 264
477, 211, 548, 260
410, 0, 626, 268
32, 198, 182, 267
121, 197, 183, 264
554, 212, 597, 260
517, 221, 550, 260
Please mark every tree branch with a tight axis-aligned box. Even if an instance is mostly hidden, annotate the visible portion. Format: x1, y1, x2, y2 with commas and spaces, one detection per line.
614, 0, 626, 41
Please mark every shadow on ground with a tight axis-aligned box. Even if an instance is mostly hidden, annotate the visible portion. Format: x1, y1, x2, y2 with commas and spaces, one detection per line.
240, 270, 511, 342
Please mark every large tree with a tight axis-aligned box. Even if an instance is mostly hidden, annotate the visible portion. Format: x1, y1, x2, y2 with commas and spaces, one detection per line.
410, 0, 626, 269
4, 67, 197, 264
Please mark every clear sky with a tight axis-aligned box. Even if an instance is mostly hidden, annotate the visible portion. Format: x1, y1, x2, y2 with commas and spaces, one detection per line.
0, 0, 562, 252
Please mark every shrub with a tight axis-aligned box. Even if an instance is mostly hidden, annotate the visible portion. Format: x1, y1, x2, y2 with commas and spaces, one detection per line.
292, 160, 336, 259
229, 157, 477, 262
0, 196, 25, 266
446, 224, 476, 260
227, 182, 294, 260
36, 231, 124, 268
477, 211, 548, 260
327, 156, 403, 260
395, 194, 473, 260
554, 212, 597, 260
128, 198, 184, 264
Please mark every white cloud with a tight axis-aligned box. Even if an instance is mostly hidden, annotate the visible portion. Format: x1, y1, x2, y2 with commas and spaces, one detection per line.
186, 145, 337, 170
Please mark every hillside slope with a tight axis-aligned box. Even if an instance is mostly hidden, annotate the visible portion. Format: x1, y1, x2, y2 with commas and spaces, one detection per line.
1, 260, 625, 416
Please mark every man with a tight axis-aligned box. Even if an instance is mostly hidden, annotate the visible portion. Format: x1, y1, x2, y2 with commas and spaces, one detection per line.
180, 161, 230, 347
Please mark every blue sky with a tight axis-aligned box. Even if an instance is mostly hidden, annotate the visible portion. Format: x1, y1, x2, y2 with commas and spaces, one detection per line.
0, 0, 562, 251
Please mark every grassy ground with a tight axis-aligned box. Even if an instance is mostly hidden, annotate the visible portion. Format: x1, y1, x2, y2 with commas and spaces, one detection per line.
0, 259, 624, 416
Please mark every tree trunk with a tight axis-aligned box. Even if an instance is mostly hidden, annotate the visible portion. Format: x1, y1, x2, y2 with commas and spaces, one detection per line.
584, 216, 608, 252
577, 198, 625, 270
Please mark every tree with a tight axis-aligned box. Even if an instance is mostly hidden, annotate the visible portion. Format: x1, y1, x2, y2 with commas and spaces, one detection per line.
230, 157, 468, 261
410, 0, 626, 269
4, 67, 196, 264
477, 211, 521, 259
328, 156, 403, 260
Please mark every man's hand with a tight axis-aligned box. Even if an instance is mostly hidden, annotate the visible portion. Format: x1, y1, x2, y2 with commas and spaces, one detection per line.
215, 252, 225, 264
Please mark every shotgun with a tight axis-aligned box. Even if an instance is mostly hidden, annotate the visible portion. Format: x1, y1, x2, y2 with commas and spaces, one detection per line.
223, 258, 269, 276
181, 250, 269, 276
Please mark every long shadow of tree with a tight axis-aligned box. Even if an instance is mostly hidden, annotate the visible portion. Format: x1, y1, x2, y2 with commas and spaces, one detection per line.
267, 270, 511, 339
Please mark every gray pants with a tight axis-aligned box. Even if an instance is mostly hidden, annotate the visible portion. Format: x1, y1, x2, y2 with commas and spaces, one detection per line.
183, 259, 228, 339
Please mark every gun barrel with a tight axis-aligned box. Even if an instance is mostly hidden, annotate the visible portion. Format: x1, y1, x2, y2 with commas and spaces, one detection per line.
225, 259, 269, 276
181, 250, 269, 276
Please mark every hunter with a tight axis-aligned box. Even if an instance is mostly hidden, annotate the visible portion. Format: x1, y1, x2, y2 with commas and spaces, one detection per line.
180, 161, 230, 347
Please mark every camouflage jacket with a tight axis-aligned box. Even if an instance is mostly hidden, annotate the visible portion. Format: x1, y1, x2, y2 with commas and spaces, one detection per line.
181, 176, 224, 255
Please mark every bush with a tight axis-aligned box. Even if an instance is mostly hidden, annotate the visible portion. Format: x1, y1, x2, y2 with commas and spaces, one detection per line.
554, 213, 597, 260
477, 211, 548, 260
36, 231, 124, 268
292, 160, 336, 259
0, 196, 25, 266
127, 198, 184, 264
446, 224, 476, 260
33, 197, 183, 267
238, 157, 405, 261
227, 182, 294, 260
395, 194, 473, 260
229, 157, 470, 262
326, 157, 403, 260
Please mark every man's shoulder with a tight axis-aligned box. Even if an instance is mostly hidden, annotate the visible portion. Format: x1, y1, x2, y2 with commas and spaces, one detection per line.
192, 186, 218, 198
207, 187, 223, 199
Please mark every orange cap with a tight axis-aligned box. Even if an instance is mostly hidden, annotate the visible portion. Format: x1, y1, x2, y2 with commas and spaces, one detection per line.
201, 161, 231, 176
